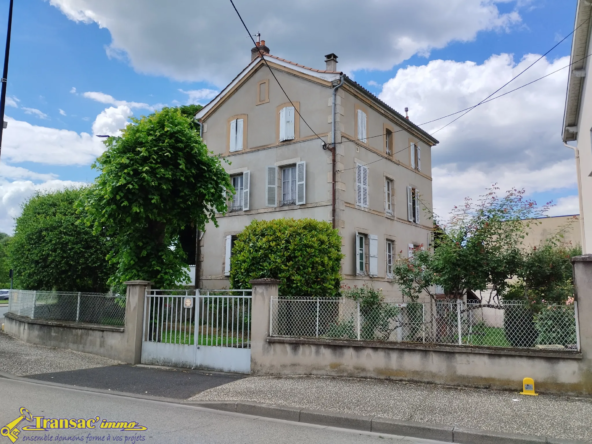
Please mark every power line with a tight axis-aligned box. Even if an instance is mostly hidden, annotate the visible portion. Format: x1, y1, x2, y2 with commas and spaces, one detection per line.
229, 0, 327, 146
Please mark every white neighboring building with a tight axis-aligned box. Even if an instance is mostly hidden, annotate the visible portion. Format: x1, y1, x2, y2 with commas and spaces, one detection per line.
563, 0, 592, 254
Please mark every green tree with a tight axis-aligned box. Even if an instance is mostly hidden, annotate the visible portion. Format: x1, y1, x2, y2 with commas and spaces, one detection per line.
0, 233, 11, 288
230, 219, 343, 296
80, 107, 232, 291
8, 189, 114, 292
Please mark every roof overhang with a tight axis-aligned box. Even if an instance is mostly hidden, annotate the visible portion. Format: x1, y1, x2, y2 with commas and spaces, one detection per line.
562, 0, 592, 142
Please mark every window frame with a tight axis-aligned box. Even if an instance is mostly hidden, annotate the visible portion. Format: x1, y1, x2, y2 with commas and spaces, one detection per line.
227, 114, 248, 154
385, 177, 394, 216
383, 123, 394, 157
354, 104, 369, 145
356, 233, 368, 275
257, 79, 269, 105
281, 165, 297, 206
386, 239, 394, 279
407, 186, 420, 224
276, 102, 300, 144
230, 175, 244, 212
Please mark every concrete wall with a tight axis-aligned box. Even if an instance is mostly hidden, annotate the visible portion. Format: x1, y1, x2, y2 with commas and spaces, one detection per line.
250, 258, 592, 395
3, 281, 150, 364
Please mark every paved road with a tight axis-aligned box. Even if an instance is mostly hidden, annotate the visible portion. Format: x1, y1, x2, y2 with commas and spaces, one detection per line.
0, 305, 8, 321
0, 377, 446, 444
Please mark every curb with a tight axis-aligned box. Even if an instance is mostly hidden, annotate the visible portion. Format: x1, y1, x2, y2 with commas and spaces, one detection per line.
195, 401, 588, 444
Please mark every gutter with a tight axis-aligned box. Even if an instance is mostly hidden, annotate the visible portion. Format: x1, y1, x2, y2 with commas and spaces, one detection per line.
564, 142, 587, 252
326, 74, 345, 229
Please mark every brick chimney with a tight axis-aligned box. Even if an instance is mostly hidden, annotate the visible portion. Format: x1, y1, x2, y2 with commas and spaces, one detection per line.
251, 40, 270, 61
325, 53, 338, 71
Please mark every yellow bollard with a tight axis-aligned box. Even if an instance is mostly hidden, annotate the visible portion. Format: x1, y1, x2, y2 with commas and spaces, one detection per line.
520, 377, 538, 396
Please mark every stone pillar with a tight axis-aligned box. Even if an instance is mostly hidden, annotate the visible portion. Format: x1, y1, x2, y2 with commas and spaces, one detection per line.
123, 280, 151, 364
250, 278, 280, 374
573, 256, 592, 360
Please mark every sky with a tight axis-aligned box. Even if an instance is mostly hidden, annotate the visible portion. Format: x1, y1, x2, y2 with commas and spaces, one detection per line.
0, 0, 581, 234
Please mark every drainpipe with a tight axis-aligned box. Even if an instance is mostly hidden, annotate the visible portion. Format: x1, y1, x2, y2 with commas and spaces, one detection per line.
564, 142, 587, 252
326, 74, 345, 229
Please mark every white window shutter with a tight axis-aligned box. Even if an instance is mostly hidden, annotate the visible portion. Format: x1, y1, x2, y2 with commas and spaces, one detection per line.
408, 243, 415, 259
242, 170, 250, 211
410, 143, 416, 169
356, 164, 362, 206
357, 110, 362, 142
369, 234, 378, 277
362, 111, 367, 142
236, 119, 244, 151
285, 107, 295, 140
362, 166, 368, 207
296, 161, 306, 205
279, 108, 287, 141
266, 166, 277, 207
225, 235, 232, 276
229, 119, 237, 152
407, 186, 413, 222
417, 145, 421, 171
415, 190, 420, 224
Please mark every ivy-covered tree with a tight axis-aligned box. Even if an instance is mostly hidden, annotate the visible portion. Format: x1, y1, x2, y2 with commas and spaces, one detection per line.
8, 189, 114, 292
80, 107, 232, 291
0, 233, 11, 288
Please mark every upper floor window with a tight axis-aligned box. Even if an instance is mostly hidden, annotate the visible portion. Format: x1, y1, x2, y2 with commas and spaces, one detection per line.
266, 162, 306, 207
385, 129, 393, 156
357, 109, 367, 143
281, 166, 297, 205
386, 240, 394, 278
385, 178, 394, 215
279, 106, 295, 142
356, 164, 369, 208
230, 171, 250, 212
407, 186, 420, 224
410, 142, 421, 171
229, 118, 244, 152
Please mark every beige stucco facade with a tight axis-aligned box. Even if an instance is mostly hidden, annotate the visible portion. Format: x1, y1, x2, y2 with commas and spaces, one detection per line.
196, 48, 437, 298
563, 0, 592, 254
522, 215, 581, 250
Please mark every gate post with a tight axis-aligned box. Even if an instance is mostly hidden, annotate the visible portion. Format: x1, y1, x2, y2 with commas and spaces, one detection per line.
123, 280, 152, 364
250, 278, 280, 375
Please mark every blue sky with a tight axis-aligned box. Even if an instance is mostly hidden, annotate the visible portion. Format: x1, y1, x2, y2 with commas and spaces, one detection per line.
0, 0, 581, 232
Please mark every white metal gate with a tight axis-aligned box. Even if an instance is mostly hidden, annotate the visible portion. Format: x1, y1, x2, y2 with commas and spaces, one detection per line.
141, 289, 252, 373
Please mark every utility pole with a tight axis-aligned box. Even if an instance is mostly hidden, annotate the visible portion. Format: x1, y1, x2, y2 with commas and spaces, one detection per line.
0, 0, 14, 162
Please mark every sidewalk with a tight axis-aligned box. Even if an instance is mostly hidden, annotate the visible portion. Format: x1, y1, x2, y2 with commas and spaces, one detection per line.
190, 375, 592, 443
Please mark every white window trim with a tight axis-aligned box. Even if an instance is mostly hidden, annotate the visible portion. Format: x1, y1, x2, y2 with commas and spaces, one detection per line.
386, 240, 394, 279
385, 178, 394, 215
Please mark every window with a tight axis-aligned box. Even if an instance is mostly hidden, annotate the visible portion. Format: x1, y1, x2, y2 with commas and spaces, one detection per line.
356, 233, 378, 276
410, 142, 421, 171
408, 243, 420, 259
229, 171, 250, 211
268, 162, 306, 207
257, 80, 269, 105
224, 235, 239, 276
385, 178, 394, 215
357, 109, 367, 143
281, 166, 296, 205
386, 240, 394, 278
407, 186, 420, 223
385, 129, 393, 156
279, 106, 295, 141
229, 118, 244, 152
356, 164, 369, 208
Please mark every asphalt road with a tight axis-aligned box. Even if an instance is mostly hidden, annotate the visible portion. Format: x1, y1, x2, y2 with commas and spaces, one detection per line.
0, 305, 8, 321
0, 377, 447, 444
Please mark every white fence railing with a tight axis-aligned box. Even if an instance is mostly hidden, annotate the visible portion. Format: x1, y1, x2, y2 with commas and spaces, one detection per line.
8, 290, 125, 326
143, 289, 252, 349
270, 297, 580, 351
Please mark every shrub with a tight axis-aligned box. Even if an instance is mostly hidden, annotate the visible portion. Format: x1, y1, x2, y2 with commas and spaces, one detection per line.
535, 304, 576, 347
230, 219, 343, 296
504, 304, 538, 347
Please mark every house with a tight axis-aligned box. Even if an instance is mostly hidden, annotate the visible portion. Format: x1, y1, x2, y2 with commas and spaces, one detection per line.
194, 41, 438, 298
562, 0, 592, 254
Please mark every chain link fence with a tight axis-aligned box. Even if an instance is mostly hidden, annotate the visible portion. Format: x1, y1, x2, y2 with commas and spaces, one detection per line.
270, 297, 580, 351
8, 290, 126, 327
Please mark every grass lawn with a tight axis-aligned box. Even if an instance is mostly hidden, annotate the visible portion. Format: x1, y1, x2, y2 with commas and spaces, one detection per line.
0, 300, 8, 305
464, 326, 510, 347
161, 330, 246, 346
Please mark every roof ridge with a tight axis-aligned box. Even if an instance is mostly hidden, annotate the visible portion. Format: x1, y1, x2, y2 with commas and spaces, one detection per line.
262, 53, 340, 74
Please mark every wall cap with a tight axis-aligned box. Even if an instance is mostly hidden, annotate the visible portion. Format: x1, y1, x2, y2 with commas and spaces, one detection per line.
571, 254, 592, 263
4, 312, 125, 333
124, 280, 152, 285
250, 278, 281, 285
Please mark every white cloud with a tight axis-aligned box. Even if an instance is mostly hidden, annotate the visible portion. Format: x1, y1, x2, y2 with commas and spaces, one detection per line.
59, 109, 67, 116
70, 87, 77, 94
378, 53, 574, 218
0, 179, 87, 234
547, 195, 580, 217
6, 96, 19, 108
22, 107, 48, 119
49, 0, 522, 86
179, 89, 219, 105
367, 81, 380, 88
0, 164, 57, 181
92, 105, 133, 137
82, 91, 150, 109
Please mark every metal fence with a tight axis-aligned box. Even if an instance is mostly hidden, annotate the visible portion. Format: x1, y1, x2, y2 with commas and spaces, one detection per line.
270, 297, 580, 351
143, 289, 252, 348
8, 290, 126, 327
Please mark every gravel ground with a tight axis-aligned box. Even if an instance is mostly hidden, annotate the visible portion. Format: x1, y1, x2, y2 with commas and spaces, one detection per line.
191, 375, 592, 442
0, 332, 121, 376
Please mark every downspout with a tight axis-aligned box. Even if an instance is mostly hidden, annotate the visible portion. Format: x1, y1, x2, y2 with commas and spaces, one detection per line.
564, 142, 587, 252
328, 74, 345, 229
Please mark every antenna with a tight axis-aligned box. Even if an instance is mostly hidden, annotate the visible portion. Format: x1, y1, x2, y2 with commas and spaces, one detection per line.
252, 32, 261, 44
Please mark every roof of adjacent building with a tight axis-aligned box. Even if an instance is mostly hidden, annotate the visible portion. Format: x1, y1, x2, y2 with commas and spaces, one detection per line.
196, 51, 438, 146
562, 0, 592, 142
